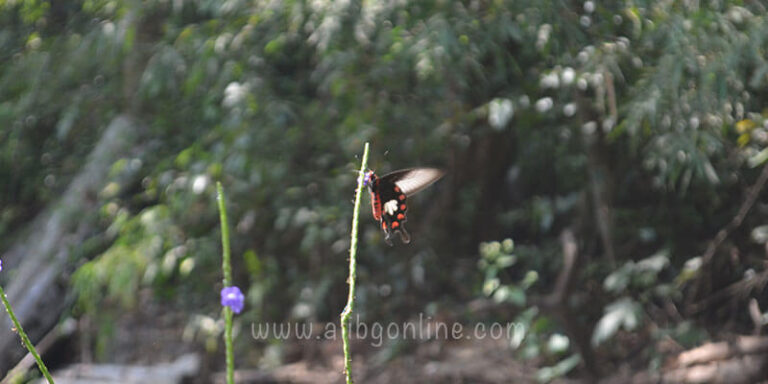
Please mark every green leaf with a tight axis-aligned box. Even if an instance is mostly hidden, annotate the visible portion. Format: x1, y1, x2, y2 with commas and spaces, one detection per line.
483, 277, 500, 296
502, 238, 515, 253
546, 333, 570, 354
496, 254, 517, 268
604, 263, 633, 293
748, 147, 768, 168
521, 270, 539, 289
636, 251, 670, 273
592, 298, 643, 346
536, 354, 581, 382
751, 225, 768, 244
675, 257, 702, 285
507, 286, 526, 306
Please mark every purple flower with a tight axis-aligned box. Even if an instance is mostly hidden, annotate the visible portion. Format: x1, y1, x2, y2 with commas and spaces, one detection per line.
220, 286, 244, 314
0, 259, 3, 272
362, 170, 374, 187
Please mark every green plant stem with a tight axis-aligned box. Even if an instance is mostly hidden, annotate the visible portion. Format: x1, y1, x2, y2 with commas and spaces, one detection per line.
341, 142, 369, 384
0, 285, 54, 383
218, 182, 233, 287
217, 182, 235, 384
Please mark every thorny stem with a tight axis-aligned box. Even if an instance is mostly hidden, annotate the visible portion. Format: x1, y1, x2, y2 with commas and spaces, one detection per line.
217, 182, 235, 384
0, 285, 55, 383
341, 142, 369, 384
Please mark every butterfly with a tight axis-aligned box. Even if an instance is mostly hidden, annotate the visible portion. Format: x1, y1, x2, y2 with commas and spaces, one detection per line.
363, 167, 445, 245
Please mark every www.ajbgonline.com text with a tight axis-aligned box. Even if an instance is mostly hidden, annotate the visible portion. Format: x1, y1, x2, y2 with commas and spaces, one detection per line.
250, 314, 525, 347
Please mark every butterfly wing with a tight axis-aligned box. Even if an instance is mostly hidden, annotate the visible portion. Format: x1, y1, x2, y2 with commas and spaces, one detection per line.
381, 168, 445, 196
376, 167, 444, 244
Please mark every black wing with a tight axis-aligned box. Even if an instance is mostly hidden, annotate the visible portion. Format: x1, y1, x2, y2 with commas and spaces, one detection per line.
380, 168, 445, 196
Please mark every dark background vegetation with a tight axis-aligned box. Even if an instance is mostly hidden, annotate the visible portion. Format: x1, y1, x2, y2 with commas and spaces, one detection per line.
3, 0, 768, 382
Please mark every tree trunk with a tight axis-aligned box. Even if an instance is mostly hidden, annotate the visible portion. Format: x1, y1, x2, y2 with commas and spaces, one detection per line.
0, 115, 145, 373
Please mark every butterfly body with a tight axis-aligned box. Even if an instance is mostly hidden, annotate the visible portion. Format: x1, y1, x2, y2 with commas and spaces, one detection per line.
363, 167, 444, 245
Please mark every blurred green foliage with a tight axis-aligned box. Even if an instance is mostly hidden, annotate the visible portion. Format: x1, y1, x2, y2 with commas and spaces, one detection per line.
4, 0, 768, 377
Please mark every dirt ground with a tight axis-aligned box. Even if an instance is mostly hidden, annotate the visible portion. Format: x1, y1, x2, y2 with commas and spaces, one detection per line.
248, 335, 543, 384
43, 295, 644, 384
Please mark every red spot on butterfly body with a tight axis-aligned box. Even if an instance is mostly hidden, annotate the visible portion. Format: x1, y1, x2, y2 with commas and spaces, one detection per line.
370, 191, 382, 221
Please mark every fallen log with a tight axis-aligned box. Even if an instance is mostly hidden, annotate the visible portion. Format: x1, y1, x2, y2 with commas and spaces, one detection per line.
1, 318, 77, 383
40, 353, 199, 384
663, 335, 768, 384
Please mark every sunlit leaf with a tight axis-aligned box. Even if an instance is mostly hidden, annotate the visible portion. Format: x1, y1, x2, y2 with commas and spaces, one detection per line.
591, 298, 643, 346
535, 354, 581, 382
483, 277, 500, 296
735, 119, 757, 134
748, 147, 768, 168
604, 263, 632, 293
546, 333, 570, 354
